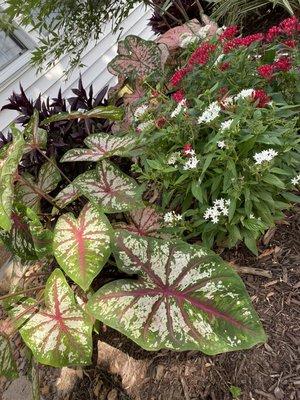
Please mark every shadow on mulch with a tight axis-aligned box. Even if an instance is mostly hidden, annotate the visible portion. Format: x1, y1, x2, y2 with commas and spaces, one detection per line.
64, 209, 300, 400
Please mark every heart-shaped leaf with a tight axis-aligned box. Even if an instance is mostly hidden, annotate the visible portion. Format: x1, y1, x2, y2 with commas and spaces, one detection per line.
75, 160, 144, 213
53, 203, 111, 291
88, 231, 267, 354
108, 35, 164, 80
37, 161, 61, 193
52, 183, 80, 214
61, 133, 139, 163
115, 206, 163, 237
0, 206, 38, 261
20, 269, 93, 367
0, 126, 25, 231
0, 333, 18, 379
41, 106, 124, 125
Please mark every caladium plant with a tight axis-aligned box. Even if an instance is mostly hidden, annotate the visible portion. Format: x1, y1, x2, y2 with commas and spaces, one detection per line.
88, 231, 267, 354
53, 203, 112, 291
0, 333, 18, 379
19, 269, 93, 367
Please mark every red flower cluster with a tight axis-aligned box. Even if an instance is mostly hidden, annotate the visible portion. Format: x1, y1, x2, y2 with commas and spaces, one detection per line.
182, 143, 193, 156
188, 43, 217, 67
280, 16, 300, 35
223, 33, 264, 53
265, 25, 281, 42
283, 39, 297, 48
172, 90, 185, 103
219, 62, 230, 71
219, 26, 239, 41
251, 89, 270, 108
170, 67, 191, 87
257, 56, 292, 79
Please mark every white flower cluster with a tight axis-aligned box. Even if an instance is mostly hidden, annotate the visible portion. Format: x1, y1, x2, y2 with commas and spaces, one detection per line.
164, 211, 183, 225
217, 140, 226, 149
253, 149, 278, 165
171, 99, 187, 118
198, 101, 221, 124
235, 89, 254, 100
179, 25, 211, 48
291, 174, 300, 185
134, 104, 148, 119
203, 198, 231, 224
167, 151, 181, 165
183, 156, 199, 170
220, 119, 234, 132
137, 120, 154, 132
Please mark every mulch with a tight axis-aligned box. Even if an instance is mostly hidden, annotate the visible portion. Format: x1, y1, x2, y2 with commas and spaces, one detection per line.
59, 208, 299, 400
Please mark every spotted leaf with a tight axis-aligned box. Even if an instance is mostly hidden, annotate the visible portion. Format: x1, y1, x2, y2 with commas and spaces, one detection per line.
75, 160, 144, 213
20, 269, 93, 367
53, 203, 111, 291
37, 161, 61, 193
15, 173, 40, 212
41, 106, 124, 125
27, 208, 53, 258
115, 206, 163, 237
0, 126, 25, 231
0, 333, 18, 378
60, 133, 139, 163
88, 231, 267, 354
52, 183, 80, 214
108, 35, 164, 80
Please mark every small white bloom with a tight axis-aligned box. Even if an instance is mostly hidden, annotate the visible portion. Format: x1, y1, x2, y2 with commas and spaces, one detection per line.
253, 149, 278, 165
214, 53, 225, 65
217, 141, 226, 149
197, 25, 211, 39
183, 155, 199, 170
164, 211, 183, 225
179, 33, 199, 48
222, 96, 234, 107
291, 174, 300, 185
167, 151, 181, 165
220, 119, 234, 132
134, 104, 148, 119
184, 149, 196, 156
203, 198, 231, 223
137, 120, 154, 132
235, 89, 254, 100
198, 101, 221, 124
171, 99, 187, 118
249, 213, 255, 219
216, 25, 226, 35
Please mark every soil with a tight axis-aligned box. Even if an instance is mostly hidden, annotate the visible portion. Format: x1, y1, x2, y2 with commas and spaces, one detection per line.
27, 208, 298, 400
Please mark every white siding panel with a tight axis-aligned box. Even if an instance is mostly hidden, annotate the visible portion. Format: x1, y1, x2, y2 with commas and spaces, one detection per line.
0, 3, 155, 131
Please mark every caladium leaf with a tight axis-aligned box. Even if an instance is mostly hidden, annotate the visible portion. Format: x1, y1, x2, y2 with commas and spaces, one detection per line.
0, 206, 38, 261
0, 333, 18, 379
41, 106, 124, 125
60, 133, 139, 163
24, 111, 47, 153
115, 206, 163, 237
20, 268, 93, 367
37, 161, 61, 193
53, 203, 111, 291
27, 208, 53, 258
52, 183, 80, 214
0, 126, 25, 231
75, 161, 144, 213
108, 35, 164, 80
88, 231, 267, 354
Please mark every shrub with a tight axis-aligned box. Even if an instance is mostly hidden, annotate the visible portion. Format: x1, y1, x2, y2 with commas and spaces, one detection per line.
130, 17, 300, 254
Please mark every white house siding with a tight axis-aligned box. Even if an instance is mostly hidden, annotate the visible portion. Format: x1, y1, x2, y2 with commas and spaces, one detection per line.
0, 3, 155, 131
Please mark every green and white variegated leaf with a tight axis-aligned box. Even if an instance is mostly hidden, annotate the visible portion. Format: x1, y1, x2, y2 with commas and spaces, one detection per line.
0, 206, 38, 261
15, 173, 40, 212
52, 183, 80, 215
27, 208, 53, 258
41, 106, 124, 125
0, 126, 25, 231
20, 269, 93, 367
75, 160, 144, 213
37, 160, 61, 193
88, 231, 267, 354
53, 203, 111, 291
0, 333, 18, 379
60, 133, 139, 163
6, 297, 38, 330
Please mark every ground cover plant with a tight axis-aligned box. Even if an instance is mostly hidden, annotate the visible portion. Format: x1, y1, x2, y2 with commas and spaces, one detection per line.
0, 15, 299, 398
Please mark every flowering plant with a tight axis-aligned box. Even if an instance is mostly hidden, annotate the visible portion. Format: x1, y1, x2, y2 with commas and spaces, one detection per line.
131, 17, 300, 254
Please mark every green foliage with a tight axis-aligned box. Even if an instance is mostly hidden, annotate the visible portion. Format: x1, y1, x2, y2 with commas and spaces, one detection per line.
0, 333, 18, 379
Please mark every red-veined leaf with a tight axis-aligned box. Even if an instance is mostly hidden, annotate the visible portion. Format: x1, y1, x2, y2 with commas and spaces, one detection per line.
108, 35, 164, 80
15, 173, 40, 212
75, 160, 144, 213
52, 183, 80, 214
115, 206, 163, 237
53, 203, 111, 291
88, 231, 267, 354
37, 161, 61, 193
60, 133, 139, 163
0, 126, 25, 231
20, 269, 93, 367
0, 333, 18, 378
